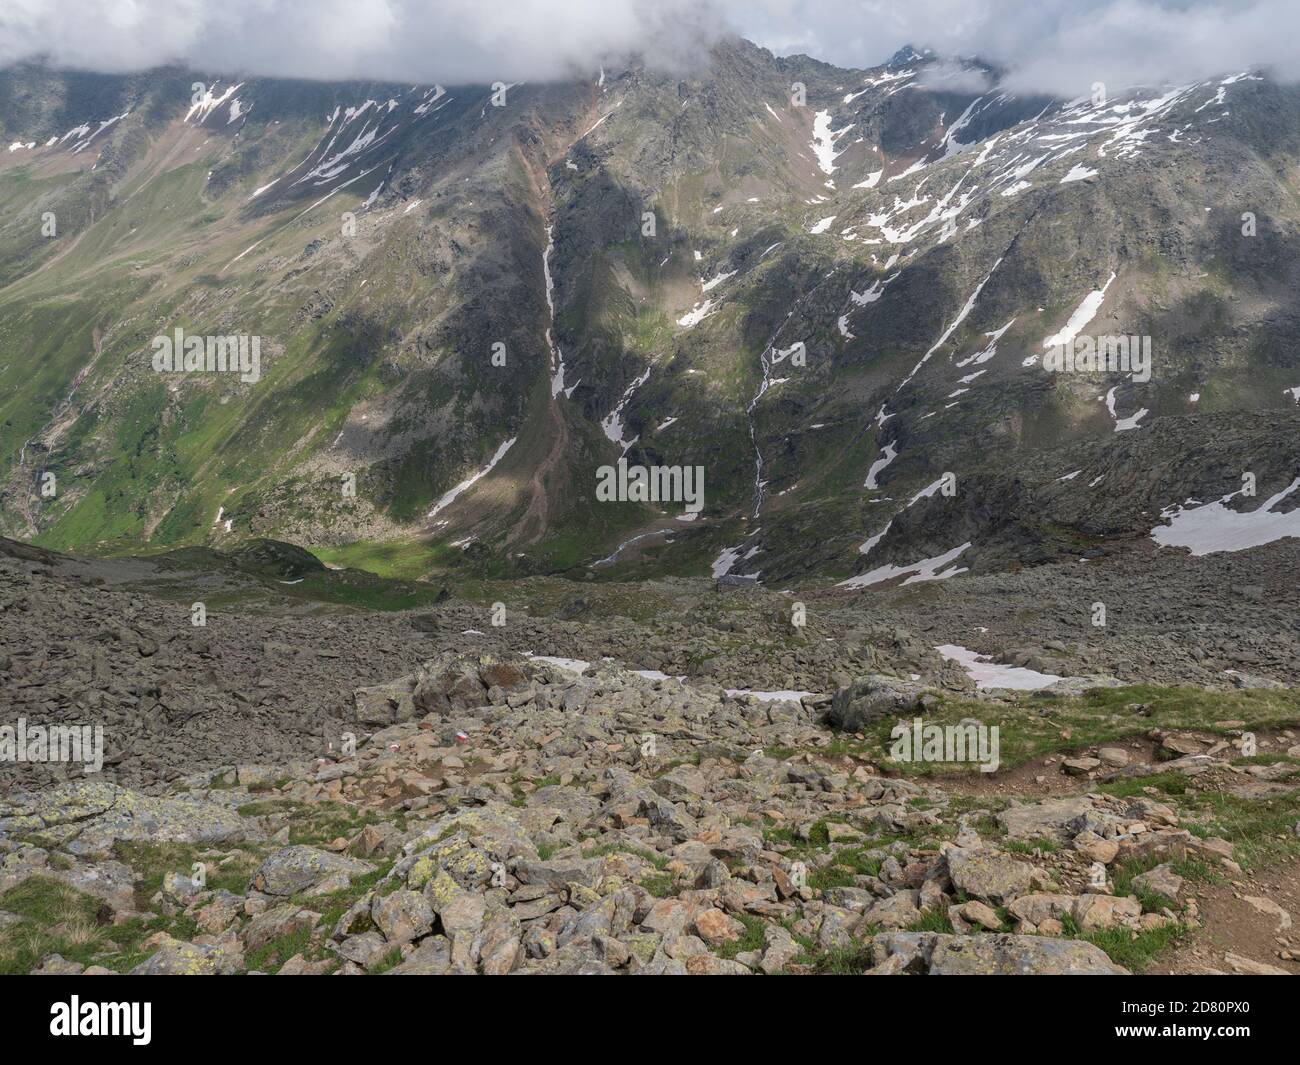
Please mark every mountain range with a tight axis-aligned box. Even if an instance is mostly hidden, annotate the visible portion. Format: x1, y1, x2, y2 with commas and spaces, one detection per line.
1, 38, 1298, 586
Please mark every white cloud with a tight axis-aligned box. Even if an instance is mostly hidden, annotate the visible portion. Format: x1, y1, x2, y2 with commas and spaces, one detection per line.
741, 0, 1300, 95
0, 0, 728, 84
0, 1, 1297, 95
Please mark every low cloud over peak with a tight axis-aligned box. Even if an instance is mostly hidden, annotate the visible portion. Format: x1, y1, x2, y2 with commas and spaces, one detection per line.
1, 1, 1297, 95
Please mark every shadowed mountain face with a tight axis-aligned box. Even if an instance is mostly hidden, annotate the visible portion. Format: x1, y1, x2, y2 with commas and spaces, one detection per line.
0, 39, 1297, 584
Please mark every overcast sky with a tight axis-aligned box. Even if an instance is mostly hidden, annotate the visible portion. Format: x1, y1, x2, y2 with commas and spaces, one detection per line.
0, 1, 1294, 96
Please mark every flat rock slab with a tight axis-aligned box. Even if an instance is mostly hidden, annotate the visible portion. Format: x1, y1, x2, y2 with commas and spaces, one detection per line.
129, 936, 244, 975
871, 931, 1127, 975
998, 795, 1103, 840
0, 781, 260, 857
1240, 895, 1292, 931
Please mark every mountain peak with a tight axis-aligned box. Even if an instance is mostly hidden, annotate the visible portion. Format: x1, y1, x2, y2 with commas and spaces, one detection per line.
887, 44, 930, 68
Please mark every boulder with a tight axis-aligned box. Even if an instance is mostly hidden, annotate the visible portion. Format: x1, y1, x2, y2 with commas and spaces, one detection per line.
1007, 893, 1077, 926
759, 924, 801, 974
250, 846, 371, 897
860, 890, 921, 930
352, 676, 417, 726
244, 904, 321, 952
1131, 864, 1184, 904
826, 675, 921, 733
998, 796, 1105, 840
129, 935, 244, 975
1073, 893, 1143, 931
693, 908, 745, 947
945, 848, 1034, 904
372, 890, 435, 946
955, 900, 1002, 931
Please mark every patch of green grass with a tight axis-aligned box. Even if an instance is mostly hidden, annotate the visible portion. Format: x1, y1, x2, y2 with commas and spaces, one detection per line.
369, 947, 404, 973
808, 847, 884, 891
799, 941, 875, 975
114, 841, 259, 903
859, 684, 1300, 779
306, 864, 392, 932
1098, 773, 1190, 799
1236, 754, 1300, 767
0, 876, 184, 975
815, 736, 866, 759
286, 803, 398, 847
640, 873, 677, 898
244, 926, 316, 974
1109, 854, 1181, 914
1005, 838, 1060, 855
1179, 788, 1300, 872
763, 817, 842, 856
1061, 914, 1187, 974
0, 875, 103, 926
285, 568, 451, 612
715, 914, 767, 961
237, 798, 302, 817
907, 907, 956, 934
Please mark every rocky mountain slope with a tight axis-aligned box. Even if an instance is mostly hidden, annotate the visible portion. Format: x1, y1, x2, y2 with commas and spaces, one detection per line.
1, 40, 1297, 587
2, 532, 1299, 975
4, 625, 1299, 976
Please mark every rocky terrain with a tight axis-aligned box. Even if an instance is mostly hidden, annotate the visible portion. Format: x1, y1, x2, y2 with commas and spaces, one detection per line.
4, 532, 1298, 789
2, 535, 1298, 975
1, 29, 1298, 981
4, 648, 1298, 977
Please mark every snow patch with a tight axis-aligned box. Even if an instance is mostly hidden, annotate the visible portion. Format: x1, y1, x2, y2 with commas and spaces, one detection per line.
936, 645, 1063, 690
864, 442, 898, 489
811, 111, 851, 174
1042, 272, 1116, 349
711, 544, 743, 579
427, 438, 516, 519
1152, 478, 1300, 555
837, 542, 972, 589
1060, 163, 1098, 183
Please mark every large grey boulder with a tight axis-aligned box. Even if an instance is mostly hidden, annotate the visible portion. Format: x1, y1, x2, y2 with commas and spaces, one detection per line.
129, 935, 245, 975
410, 653, 532, 718
945, 847, 1035, 904
250, 845, 372, 896
352, 675, 417, 726
997, 795, 1108, 840
826, 675, 923, 733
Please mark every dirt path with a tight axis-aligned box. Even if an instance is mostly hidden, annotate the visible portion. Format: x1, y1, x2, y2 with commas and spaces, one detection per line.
1150, 854, 1300, 975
